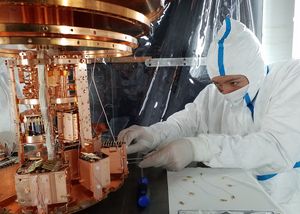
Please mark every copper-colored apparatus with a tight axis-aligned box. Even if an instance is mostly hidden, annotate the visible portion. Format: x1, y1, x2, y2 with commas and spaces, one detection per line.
0, 0, 166, 58
3, 56, 131, 213
0, 1, 168, 213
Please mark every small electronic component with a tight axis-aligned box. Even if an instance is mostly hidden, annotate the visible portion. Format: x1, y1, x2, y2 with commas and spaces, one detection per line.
80, 152, 102, 162
24, 116, 45, 137
0, 149, 5, 161
62, 112, 79, 142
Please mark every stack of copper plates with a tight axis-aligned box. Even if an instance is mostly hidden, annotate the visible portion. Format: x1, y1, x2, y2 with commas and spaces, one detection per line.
0, 0, 167, 58
0, 144, 6, 161
0, 151, 5, 161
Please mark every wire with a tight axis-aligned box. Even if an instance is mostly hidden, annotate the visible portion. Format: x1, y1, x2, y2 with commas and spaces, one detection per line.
88, 61, 114, 134
160, 66, 178, 121
90, 61, 125, 172
91, 61, 116, 143
138, 65, 159, 116
94, 104, 113, 131
109, 65, 115, 139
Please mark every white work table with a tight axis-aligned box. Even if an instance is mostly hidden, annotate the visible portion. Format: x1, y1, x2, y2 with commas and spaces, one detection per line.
168, 168, 283, 214
76, 165, 283, 214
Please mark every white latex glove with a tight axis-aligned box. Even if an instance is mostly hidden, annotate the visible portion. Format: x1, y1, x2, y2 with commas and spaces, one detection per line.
117, 125, 156, 154
139, 139, 194, 171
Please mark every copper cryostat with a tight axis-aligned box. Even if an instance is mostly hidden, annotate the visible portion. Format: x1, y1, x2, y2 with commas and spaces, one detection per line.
0, 0, 167, 213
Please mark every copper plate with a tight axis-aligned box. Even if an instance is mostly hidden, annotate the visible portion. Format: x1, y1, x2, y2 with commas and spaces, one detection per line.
18, 98, 40, 105
51, 97, 77, 104
25, 135, 44, 144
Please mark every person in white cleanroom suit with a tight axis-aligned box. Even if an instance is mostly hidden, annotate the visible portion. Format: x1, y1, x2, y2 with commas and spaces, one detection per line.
118, 18, 300, 213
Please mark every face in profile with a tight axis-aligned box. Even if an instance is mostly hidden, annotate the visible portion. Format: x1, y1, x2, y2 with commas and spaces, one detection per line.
212, 75, 249, 94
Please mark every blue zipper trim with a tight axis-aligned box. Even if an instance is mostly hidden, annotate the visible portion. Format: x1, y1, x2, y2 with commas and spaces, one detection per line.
248, 65, 299, 182
244, 93, 254, 119
217, 17, 231, 76
257, 161, 300, 181
243, 66, 269, 120
244, 91, 259, 120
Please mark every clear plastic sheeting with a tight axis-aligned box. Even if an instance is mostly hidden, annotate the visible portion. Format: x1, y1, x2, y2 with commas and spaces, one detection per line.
0, 58, 17, 154
88, 0, 256, 138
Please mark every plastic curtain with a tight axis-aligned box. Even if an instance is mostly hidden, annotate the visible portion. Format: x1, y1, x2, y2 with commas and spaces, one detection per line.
88, 0, 256, 138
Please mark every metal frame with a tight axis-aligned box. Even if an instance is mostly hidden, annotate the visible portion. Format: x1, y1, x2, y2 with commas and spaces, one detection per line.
14, 56, 208, 67
145, 57, 207, 67
75, 62, 93, 146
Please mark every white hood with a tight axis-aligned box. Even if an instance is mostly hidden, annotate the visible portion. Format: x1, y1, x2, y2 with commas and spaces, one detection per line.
206, 17, 266, 100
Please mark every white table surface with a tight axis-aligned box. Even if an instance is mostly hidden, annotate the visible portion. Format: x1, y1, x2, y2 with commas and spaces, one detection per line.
167, 168, 283, 214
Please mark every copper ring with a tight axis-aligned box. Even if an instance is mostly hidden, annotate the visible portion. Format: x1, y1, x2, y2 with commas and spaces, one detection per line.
0, 48, 132, 58
56, 49, 133, 59
0, 36, 131, 50
0, 0, 150, 27
0, 0, 151, 31
0, 24, 138, 48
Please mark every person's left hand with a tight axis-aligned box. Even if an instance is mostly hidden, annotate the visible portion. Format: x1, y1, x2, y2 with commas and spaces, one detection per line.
138, 139, 194, 171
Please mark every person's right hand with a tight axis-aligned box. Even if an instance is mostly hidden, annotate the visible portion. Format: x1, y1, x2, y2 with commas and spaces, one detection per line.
117, 125, 156, 154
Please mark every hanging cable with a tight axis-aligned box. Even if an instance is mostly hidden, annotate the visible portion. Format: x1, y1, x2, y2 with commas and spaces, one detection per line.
91, 61, 116, 143
90, 61, 125, 172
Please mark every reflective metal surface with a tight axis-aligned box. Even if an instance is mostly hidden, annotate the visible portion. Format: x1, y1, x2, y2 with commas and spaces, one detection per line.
0, 1, 150, 34
0, 0, 167, 57
18, 98, 40, 105
50, 97, 77, 104
0, 24, 138, 47
25, 135, 44, 144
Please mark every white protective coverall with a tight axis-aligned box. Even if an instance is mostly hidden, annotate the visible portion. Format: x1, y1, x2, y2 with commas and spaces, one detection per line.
121, 18, 300, 213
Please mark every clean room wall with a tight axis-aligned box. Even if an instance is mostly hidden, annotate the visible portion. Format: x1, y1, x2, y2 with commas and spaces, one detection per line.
293, 0, 300, 59
262, 0, 295, 64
